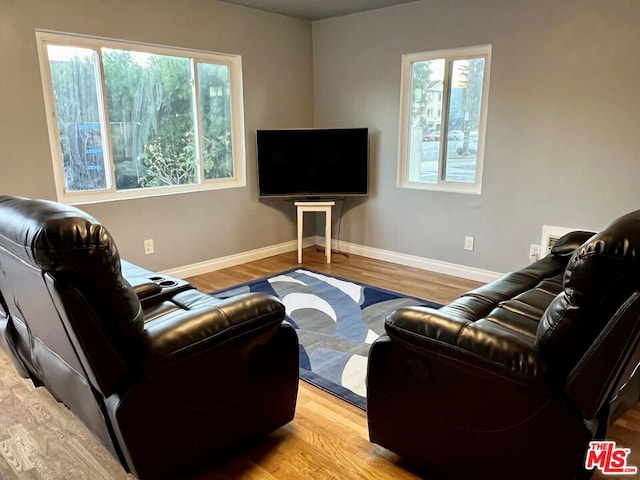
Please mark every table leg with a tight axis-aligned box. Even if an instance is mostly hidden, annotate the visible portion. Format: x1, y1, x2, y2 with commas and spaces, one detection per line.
297, 207, 303, 263
325, 207, 331, 264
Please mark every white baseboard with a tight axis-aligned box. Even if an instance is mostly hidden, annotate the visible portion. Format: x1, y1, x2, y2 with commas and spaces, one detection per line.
161, 237, 502, 284
160, 238, 309, 278
315, 236, 502, 284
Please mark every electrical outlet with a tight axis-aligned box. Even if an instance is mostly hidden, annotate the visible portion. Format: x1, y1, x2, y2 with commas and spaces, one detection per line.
144, 239, 154, 255
464, 236, 475, 251
529, 243, 540, 262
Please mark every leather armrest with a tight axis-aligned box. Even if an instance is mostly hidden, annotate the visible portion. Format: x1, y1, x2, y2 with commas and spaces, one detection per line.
385, 306, 469, 345
140, 289, 286, 364
385, 306, 547, 380
550, 230, 595, 256
121, 260, 193, 306
126, 276, 162, 300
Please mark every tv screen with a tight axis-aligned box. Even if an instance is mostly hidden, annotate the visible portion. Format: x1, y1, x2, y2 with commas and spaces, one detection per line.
256, 128, 369, 198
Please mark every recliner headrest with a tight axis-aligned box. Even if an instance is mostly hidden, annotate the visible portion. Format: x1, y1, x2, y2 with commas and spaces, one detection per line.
0, 195, 118, 272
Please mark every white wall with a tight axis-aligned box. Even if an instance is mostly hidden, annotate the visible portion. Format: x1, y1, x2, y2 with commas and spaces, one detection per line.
0, 0, 314, 270
312, 0, 640, 272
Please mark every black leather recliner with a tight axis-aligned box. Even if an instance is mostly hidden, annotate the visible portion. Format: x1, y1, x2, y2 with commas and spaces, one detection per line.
0, 195, 299, 479
367, 211, 640, 479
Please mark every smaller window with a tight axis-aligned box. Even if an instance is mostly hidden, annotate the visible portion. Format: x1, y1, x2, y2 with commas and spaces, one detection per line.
397, 45, 491, 194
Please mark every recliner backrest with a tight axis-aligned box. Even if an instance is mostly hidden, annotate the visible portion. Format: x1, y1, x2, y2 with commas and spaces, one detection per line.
0, 195, 144, 396
536, 210, 640, 418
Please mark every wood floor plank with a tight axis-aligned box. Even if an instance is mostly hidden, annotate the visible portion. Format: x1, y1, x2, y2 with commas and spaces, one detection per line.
0, 247, 637, 479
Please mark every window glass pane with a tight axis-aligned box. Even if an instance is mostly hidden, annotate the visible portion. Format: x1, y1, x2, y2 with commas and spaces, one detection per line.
103, 48, 196, 189
444, 57, 485, 183
407, 59, 444, 184
198, 62, 233, 180
47, 45, 108, 192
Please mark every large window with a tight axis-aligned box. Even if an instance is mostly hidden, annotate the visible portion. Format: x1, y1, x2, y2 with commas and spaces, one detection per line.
36, 31, 246, 203
398, 45, 491, 194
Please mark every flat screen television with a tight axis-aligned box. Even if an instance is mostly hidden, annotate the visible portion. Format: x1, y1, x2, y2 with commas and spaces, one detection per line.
256, 128, 369, 199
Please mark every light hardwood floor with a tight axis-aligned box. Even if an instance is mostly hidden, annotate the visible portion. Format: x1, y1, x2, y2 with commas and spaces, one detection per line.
0, 247, 638, 479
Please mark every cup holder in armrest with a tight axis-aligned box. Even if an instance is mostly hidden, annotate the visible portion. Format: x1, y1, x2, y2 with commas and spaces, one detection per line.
122, 262, 194, 307
146, 276, 180, 289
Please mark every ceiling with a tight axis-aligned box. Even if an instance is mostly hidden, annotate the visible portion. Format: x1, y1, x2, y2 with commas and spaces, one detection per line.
217, 0, 419, 20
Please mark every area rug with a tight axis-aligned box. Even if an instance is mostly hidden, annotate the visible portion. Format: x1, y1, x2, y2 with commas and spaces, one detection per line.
211, 268, 440, 410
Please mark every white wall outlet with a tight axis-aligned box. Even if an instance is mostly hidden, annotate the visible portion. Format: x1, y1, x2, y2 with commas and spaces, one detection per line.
464, 236, 475, 251
144, 239, 154, 255
529, 243, 540, 262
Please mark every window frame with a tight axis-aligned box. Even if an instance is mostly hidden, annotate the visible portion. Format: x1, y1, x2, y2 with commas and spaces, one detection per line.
36, 30, 246, 204
397, 44, 491, 195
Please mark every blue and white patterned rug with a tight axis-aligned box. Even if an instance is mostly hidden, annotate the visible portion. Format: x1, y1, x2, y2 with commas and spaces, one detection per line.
211, 268, 440, 410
